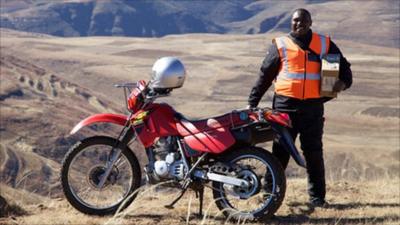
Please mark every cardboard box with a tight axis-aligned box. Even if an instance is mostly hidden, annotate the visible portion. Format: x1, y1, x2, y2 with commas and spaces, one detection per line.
320, 54, 340, 97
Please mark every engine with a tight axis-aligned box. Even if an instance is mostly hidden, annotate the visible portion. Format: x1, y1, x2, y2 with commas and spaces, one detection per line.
146, 137, 186, 182
154, 153, 186, 180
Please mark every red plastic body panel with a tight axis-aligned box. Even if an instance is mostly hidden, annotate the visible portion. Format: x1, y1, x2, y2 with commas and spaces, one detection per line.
182, 127, 235, 154
70, 113, 128, 134
70, 104, 260, 155
267, 112, 291, 127
133, 103, 180, 147
176, 112, 246, 153
248, 110, 292, 127
176, 112, 243, 136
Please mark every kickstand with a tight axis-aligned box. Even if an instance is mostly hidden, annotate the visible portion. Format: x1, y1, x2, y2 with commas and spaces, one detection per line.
165, 181, 190, 209
194, 186, 204, 217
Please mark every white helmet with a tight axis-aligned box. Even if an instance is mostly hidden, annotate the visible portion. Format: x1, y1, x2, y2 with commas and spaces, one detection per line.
150, 57, 186, 91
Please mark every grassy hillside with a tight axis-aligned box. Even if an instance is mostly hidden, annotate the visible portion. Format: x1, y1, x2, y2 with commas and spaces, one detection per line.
0, 28, 399, 224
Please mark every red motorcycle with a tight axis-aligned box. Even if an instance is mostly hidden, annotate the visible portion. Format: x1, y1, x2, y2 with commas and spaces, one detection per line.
61, 57, 305, 221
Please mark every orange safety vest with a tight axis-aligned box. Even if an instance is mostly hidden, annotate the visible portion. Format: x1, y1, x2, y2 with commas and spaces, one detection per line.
273, 32, 330, 99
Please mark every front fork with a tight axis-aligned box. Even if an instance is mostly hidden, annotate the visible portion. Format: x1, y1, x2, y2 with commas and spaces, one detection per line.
97, 121, 136, 189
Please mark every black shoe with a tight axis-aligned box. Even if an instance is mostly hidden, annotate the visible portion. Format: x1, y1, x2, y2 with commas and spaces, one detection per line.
310, 198, 328, 208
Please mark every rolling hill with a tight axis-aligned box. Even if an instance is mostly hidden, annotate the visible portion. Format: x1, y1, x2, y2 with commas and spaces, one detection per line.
0, 27, 399, 224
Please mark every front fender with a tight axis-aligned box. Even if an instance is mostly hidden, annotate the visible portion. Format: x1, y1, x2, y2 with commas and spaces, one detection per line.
70, 113, 128, 135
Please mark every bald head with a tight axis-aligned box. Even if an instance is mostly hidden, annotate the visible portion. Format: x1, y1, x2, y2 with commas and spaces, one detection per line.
291, 8, 312, 37
293, 8, 312, 20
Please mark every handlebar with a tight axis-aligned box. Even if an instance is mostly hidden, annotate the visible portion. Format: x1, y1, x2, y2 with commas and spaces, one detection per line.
114, 83, 137, 88
114, 81, 172, 112
115, 83, 139, 109
247, 106, 296, 113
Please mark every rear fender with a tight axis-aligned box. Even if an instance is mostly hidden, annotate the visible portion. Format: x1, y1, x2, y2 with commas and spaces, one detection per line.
70, 113, 128, 135
272, 123, 306, 168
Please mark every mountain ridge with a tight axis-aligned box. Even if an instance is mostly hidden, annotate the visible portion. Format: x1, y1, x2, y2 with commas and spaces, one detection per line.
1, 0, 399, 47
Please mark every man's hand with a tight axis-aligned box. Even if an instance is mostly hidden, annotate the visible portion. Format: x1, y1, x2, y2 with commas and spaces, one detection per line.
332, 80, 346, 92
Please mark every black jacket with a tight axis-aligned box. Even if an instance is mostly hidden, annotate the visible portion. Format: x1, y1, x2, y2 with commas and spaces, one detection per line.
248, 30, 353, 110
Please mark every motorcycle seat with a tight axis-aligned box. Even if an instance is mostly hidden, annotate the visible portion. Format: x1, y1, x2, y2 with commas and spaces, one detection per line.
175, 112, 242, 136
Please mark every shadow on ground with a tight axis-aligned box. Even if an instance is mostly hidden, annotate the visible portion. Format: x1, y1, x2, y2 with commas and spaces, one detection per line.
275, 201, 400, 224
107, 202, 400, 224
272, 215, 400, 225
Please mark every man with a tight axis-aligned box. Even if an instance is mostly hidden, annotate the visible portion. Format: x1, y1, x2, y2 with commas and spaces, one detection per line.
247, 8, 352, 207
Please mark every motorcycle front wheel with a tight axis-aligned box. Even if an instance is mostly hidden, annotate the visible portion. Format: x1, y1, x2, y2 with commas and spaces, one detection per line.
60, 136, 141, 215
212, 146, 286, 221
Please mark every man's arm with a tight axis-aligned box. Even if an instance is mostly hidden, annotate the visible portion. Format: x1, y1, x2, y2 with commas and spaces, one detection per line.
328, 40, 353, 90
248, 44, 281, 107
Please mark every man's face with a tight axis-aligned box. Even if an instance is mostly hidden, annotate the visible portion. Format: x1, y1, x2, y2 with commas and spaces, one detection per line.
291, 11, 312, 37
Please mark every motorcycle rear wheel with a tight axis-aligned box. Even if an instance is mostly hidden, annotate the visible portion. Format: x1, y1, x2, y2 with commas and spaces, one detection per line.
60, 136, 141, 215
212, 146, 286, 221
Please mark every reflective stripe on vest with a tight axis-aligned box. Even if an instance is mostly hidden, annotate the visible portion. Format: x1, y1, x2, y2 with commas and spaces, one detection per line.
319, 34, 327, 59
274, 32, 330, 99
277, 72, 321, 80
276, 37, 289, 75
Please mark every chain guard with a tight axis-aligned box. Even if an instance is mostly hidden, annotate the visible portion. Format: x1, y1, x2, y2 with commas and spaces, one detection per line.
209, 162, 244, 176
210, 162, 260, 199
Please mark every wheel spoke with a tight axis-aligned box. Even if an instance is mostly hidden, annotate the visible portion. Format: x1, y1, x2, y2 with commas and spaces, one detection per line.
215, 153, 279, 216
115, 157, 127, 169
76, 187, 92, 199
66, 142, 134, 210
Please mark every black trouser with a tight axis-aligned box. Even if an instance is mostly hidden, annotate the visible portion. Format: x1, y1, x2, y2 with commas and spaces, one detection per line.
272, 103, 326, 201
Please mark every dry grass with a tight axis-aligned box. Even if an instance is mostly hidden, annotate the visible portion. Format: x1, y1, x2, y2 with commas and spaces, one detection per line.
0, 195, 27, 218
0, 178, 399, 225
